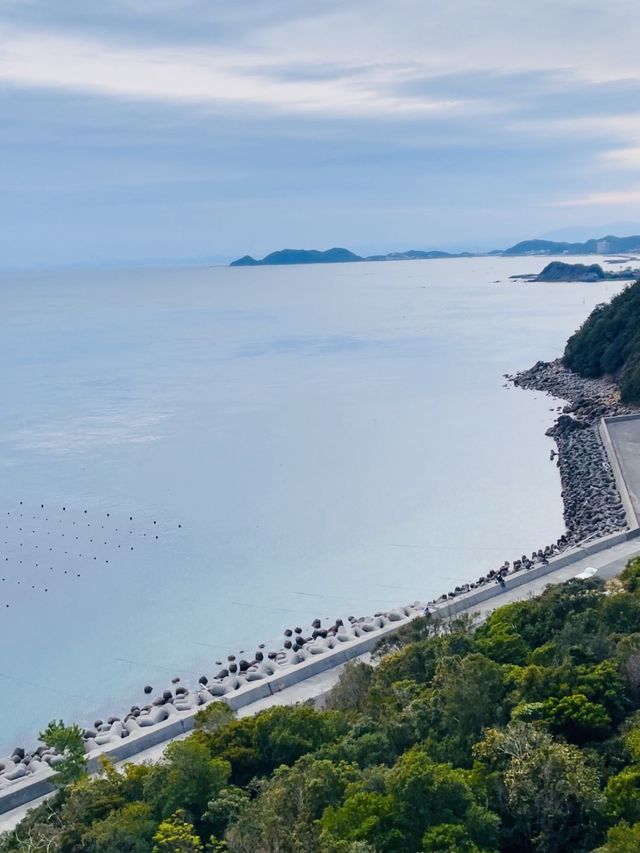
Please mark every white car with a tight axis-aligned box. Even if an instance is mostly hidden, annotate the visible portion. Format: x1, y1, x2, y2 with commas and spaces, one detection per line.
575, 566, 597, 580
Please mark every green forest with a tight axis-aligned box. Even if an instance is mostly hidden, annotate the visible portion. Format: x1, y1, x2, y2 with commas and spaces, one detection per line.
564, 278, 640, 402
7, 566, 640, 851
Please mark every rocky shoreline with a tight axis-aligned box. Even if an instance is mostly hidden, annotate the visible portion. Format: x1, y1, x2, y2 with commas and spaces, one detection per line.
2, 359, 637, 798
510, 358, 637, 544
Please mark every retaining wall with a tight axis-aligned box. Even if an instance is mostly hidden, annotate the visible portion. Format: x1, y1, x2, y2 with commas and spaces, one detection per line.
600, 415, 640, 531
0, 613, 418, 815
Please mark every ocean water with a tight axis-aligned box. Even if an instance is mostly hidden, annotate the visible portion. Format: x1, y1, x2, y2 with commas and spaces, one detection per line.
0, 256, 626, 751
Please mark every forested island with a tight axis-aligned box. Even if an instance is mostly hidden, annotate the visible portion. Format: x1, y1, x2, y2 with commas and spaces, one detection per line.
512, 261, 640, 283
6, 568, 640, 851
230, 247, 470, 266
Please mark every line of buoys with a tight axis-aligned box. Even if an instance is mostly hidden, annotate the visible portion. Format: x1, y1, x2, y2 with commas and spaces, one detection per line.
0, 501, 181, 612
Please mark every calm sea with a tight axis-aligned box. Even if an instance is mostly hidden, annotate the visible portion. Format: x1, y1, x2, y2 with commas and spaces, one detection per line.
0, 256, 626, 750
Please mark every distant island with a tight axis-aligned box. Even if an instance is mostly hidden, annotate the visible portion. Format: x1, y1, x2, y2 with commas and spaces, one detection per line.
229, 246, 471, 267
511, 261, 640, 283
229, 233, 640, 267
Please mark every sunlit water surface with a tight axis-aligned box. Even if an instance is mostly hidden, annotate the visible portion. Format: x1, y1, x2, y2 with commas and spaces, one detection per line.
0, 256, 627, 750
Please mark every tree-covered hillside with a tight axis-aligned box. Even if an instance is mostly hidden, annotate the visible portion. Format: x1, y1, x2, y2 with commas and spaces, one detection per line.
564, 279, 640, 403
8, 568, 640, 851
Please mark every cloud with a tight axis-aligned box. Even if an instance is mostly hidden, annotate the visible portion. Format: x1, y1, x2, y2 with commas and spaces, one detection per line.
0, 24, 470, 118
2, 1, 640, 264
601, 147, 640, 170
550, 189, 640, 207
3, 0, 640, 122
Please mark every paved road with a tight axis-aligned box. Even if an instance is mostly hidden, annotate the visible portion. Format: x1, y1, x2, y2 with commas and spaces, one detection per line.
605, 418, 640, 521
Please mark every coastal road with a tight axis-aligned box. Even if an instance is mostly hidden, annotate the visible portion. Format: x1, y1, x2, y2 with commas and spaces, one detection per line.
605, 417, 640, 522
2, 535, 639, 834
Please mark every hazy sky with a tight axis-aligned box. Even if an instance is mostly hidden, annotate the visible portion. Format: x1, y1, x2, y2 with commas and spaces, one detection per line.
2, 0, 640, 266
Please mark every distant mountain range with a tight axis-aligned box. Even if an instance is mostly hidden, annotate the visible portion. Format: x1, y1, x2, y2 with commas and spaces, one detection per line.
230, 234, 640, 267
501, 235, 640, 256
230, 247, 475, 267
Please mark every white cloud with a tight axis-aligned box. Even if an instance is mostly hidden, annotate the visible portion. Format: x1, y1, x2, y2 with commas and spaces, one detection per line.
2, 0, 640, 263
252, 0, 640, 85
601, 147, 640, 170
0, 25, 470, 118
550, 188, 640, 207
2, 0, 640, 122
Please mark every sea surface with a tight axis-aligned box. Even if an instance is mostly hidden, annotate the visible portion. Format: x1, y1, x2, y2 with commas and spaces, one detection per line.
0, 256, 628, 751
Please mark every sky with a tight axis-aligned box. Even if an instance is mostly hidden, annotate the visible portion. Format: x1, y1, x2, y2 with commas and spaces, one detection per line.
2, 0, 640, 267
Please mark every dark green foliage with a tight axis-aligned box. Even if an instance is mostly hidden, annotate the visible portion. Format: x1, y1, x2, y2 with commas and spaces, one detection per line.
563, 279, 640, 401
193, 700, 234, 734
142, 739, 230, 824
324, 662, 375, 716
620, 557, 640, 593
81, 802, 156, 852
13, 567, 640, 852
202, 786, 250, 841
535, 261, 606, 282
200, 705, 349, 787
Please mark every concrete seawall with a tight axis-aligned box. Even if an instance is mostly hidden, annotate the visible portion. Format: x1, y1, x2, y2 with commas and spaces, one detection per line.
0, 613, 418, 814
4, 524, 640, 816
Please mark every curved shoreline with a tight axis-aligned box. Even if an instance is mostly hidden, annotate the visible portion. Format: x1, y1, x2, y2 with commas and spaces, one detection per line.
1, 359, 636, 803
511, 359, 637, 544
